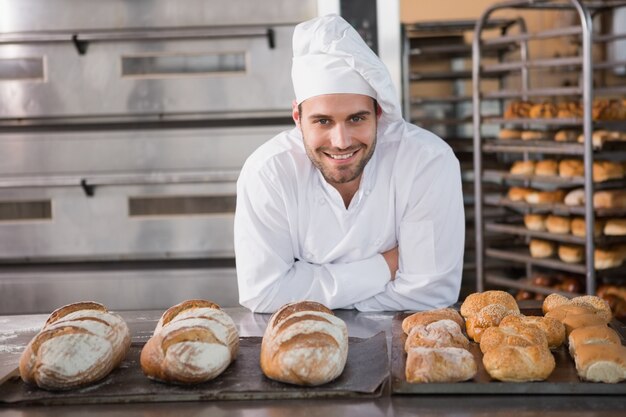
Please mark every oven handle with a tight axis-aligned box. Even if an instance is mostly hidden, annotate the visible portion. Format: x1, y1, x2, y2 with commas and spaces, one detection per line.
0, 26, 276, 55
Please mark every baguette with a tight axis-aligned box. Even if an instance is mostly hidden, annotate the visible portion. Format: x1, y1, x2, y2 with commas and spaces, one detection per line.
19, 301, 130, 391
140, 300, 239, 384
260, 301, 348, 386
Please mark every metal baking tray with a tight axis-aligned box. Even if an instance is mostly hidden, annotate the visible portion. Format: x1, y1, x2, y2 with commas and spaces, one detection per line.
0, 332, 388, 405
391, 308, 626, 395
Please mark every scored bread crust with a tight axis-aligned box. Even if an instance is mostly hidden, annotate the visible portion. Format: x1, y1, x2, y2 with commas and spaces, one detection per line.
482, 344, 556, 382
404, 319, 470, 352
405, 347, 477, 383
260, 301, 348, 386
401, 308, 464, 334
140, 299, 239, 384
19, 301, 130, 391
568, 324, 621, 357
499, 314, 565, 350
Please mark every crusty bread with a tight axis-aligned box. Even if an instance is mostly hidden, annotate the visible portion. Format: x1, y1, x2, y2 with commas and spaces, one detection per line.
604, 219, 626, 236
508, 187, 533, 202
558, 244, 584, 263
466, 304, 515, 343
558, 159, 584, 178
260, 301, 348, 386
530, 239, 556, 258
510, 160, 535, 175
140, 300, 238, 384
404, 319, 470, 352
498, 128, 522, 140
460, 290, 520, 319
593, 161, 624, 182
482, 344, 555, 382
405, 347, 477, 383
564, 188, 585, 206
402, 308, 464, 334
535, 160, 558, 176
525, 189, 566, 204
595, 247, 624, 270
568, 324, 621, 357
571, 217, 604, 238
499, 314, 565, 350
594, 190, 626, 209
504, 100, 533, 119
546, 215, 571, 234
529, 102, 558, 118
524, 214, 547, 231
554, 130, 579, 142
19, 301, 130, 391
542, 293, 571, 315
573, 344, 626, 383
521, 130, 550, 141
479, 321, 548, 354
546, 304, 609, 336
570, 295, 612, 322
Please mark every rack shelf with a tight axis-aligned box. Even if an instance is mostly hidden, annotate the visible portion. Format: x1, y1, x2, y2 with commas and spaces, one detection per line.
485, 222, 626, 245
484, 194, 626, 217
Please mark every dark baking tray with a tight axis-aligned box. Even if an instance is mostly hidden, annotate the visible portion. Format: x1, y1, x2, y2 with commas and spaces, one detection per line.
391, 308, 626, 395
0, 332, 388, 405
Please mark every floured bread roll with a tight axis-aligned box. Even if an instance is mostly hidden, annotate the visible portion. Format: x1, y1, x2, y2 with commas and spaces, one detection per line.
404, 319, 470, 351
573, 344, 626, 383
140, 299, 239, 384
19, 301, 131, 391
260, 301, 348, 386
405, 347, 477, 383
401, 308, 464, 334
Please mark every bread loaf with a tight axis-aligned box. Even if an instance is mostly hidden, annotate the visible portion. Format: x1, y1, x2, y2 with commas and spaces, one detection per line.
554, 130, 579, 142
460, 291, 519, 319
498, 128, 522, 140
524, 214, 547, 231
402, 308, 464, 334
564, 188, 585, 206
499, 314, 565, 349
260, 301, 348, 386
510, 160, 535, 175
525, 190, 565, 204
571, 217, 604, 238
558, 159, 584, 178
535, 160, 558, 176
466, 304, 514, 343
595, 247, 624, 270
558, 244, 584, 263
593, 161, 624, 182
19, 301, 130, 390
594, 190, 626, 209
482, 344, 555, 382
568, 324, 621, 357
404, 319, 470, 352
546, 215, 571, 234
140, 300, 238, 384
573, 344, 626, 383
604, 219, 626, 236
405, 347, 477, 383
508, 187, 533, 202
479, 321, 548, 354
530, 239, 556, 258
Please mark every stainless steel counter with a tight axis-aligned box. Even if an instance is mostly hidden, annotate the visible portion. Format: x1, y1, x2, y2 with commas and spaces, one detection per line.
1, 307, 625, 416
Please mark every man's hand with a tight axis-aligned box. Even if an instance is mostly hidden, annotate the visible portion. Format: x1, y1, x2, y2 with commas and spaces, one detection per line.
382, 246, 399, 281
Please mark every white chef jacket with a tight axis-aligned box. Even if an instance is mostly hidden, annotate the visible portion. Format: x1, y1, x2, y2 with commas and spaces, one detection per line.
234, 121, 464, 313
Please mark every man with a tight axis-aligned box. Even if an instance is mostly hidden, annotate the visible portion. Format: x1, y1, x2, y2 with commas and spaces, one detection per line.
234, 14, 464, 313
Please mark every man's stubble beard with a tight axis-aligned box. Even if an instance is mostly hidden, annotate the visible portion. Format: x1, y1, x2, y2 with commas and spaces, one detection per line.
302, 131, 377, 185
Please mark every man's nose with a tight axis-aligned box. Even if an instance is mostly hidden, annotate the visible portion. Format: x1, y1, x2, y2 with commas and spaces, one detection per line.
330, 124, 352, 149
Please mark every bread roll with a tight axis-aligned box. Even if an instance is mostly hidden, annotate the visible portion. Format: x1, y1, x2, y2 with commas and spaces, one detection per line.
19, 302, 130, 391
595, 247, 624, 270
529, 102, 558, 118
460, 290, 520, 319
404, 319, 470, 352
525, 190, 565, 204
554, 130, 579, 142
510, 160, 535, 175
558, 244, 584, 263
568, 325, 621, 357
140, 300, 238, 384
521, 130, 549, 141
571, 217, 604, 238
564, 188, 585, 206
604, 219, 626, 236
542, 293, 570, 315
524, 214, 547, 231
573, 344, 626, 383
535, 160, 558, 176
499, 128, 522, 140
508, 187, 533, 202
504, 100, 533, 119
545, 304, 609, 336
570, 295, 613, 322
594, 190, 626, 209
558, 159, 584, 178
466, 304, 515, 343
578, 130, 610, 148
593, 161, 624, 182
499, 314, 565, 349
546, 215, 571, 234
479, 321, 548, 354
260, 301, 348, 386
482, 344, 555, 382
405, 347, 477, 383
530, 239, 556, 258
402, 308, 464, 334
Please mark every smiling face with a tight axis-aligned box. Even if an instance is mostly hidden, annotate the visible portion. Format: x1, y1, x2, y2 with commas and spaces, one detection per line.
293, 94, 380, 196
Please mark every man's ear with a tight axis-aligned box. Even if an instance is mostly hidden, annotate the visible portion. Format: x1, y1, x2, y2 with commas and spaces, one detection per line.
376, 103, 383, 120
292, 100, 301, 127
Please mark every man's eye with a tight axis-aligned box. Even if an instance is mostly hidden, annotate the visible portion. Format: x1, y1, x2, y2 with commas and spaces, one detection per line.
351, 116, 364, 122
317, 119, 330, 125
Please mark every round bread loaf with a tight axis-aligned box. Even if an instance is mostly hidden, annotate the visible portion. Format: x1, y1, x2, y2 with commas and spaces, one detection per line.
530, 239, 556, 258
482, 344, 555, 382
510, 160, 535, 175
571, 217, 604, 238
546, 215, 571, 234
535, 160, 558, 176
508, 187, 533, 202
524, 214, 547, 231
460, 290, 519, 319
466, 304, 514, 343
405, 347, 477, 383
604, 219, 626, 236
558, 244, 584, 263
595, 247, 624, 270
564, 188, 585, 206
558, 159, 584, 177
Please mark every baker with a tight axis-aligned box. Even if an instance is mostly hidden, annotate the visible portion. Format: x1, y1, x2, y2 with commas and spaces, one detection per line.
234, 14, 464, 313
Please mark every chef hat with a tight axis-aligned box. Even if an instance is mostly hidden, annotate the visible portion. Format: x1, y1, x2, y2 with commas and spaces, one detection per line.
291, 14, 402, 125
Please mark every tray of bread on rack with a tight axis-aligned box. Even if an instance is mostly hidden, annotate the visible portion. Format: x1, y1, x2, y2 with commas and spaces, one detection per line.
392, 294, 626, 395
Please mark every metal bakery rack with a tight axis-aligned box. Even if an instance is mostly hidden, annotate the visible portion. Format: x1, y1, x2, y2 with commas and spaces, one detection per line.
473, 0, 626, 299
